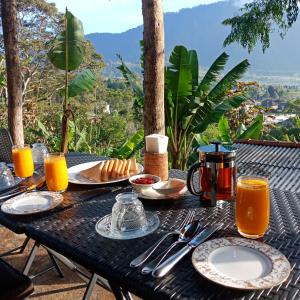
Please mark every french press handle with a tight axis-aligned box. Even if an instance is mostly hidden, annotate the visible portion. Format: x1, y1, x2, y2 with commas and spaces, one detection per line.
186, 161, 204, 196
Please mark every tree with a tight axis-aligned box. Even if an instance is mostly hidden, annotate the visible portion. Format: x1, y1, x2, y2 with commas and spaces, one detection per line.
142, 0, 165, 136
223, 0, 299, 52
1, 0, 24, 144
47, 9, 98, 153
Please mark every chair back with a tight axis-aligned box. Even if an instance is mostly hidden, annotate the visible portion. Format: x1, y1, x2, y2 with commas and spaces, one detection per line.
0, 128, 13, 163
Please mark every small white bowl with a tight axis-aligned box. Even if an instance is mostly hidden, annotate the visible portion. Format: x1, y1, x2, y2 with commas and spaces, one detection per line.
152, 178, 186, 195
129, 174, 161, 193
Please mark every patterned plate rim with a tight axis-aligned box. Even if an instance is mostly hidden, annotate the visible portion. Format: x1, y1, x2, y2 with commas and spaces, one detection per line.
95, 211, 160, 240
191, 237, 291, 290
68, 161, 143, 185
1, 191, 63, 215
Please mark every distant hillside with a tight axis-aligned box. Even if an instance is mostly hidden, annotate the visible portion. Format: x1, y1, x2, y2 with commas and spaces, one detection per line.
86, 1, 300, 75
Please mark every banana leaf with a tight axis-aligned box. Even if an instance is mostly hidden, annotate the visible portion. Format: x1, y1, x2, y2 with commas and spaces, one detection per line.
112, 129, 144, 159
196, 52, 229, 95
195, 95, 247, 133
208, 59, 250, 102
48, 10, 85, 71
236, 124, 247, 137
218, 116, 232, 143
237, 114, 263, 140
68, 69, 96, 97
165, 46, 194, 131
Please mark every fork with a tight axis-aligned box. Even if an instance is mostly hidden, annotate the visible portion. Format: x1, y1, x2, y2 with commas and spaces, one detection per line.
141, 220, 201, 274
130, 210, 195, 268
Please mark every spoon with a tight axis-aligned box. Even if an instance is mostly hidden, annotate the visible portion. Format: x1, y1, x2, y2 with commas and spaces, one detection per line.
141, 220, 201, 275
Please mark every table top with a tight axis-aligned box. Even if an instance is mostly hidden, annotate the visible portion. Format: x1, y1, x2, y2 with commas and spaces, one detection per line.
1, 144, 300, 299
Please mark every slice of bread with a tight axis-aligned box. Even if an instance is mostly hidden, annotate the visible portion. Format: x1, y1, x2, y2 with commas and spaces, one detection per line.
101, 160, 110, 181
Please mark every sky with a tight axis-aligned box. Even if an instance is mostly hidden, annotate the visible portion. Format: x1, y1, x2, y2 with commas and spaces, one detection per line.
48, 0, 221, 34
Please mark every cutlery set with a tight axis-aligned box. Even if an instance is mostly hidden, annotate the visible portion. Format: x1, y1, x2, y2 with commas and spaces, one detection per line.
0, 176, 46, 199
130, 210, 223, 278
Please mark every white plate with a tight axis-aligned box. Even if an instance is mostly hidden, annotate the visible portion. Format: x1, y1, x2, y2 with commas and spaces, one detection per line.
68, 161, 143, 185
192, 237, 291, 290
95, 211, 160, 240
1, 191, 63, 215
139, 179, 187, 200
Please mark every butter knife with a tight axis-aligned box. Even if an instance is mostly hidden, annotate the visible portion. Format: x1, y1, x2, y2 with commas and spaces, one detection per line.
152, 223, 223, 278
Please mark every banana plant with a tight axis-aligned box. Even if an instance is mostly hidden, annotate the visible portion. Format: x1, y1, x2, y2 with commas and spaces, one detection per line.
47, 9, 96, 153
118, 45, 253, 169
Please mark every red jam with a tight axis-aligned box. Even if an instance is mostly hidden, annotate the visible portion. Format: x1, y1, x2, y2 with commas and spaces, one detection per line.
132, 177, 156, 184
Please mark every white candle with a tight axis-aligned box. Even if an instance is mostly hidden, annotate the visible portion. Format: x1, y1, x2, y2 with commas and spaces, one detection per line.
145, 134, 168, 153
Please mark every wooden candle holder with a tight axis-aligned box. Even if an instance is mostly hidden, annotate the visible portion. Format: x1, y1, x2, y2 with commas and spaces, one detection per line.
144, 152, 168, 181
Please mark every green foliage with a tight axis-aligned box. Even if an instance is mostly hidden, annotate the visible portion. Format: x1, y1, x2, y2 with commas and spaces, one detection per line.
223, 0, 299, 52
238, 114, 263, 140
218, 116, 231, 143
48, 10, 85, 70
165, 46, 250, 169
118, 45, 251, 169
117, 54, 143, 108
111, 129, 144, 159
68, 69, 96, 97
217, 114, 264, 143
268, 116, 300, 142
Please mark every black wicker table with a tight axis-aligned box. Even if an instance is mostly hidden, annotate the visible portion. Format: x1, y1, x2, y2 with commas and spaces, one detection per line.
0, 144, 300, 299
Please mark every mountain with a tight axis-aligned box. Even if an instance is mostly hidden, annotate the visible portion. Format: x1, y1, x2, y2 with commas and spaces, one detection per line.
86, 1, 300, 75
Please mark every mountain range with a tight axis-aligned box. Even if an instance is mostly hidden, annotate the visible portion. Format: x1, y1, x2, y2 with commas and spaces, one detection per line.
86, 1, 300, 76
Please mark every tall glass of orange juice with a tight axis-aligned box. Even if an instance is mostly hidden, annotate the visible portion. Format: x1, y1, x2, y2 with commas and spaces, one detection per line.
12, 145, 34, 178
236, 176, 270, 239
44, 153, 68, 192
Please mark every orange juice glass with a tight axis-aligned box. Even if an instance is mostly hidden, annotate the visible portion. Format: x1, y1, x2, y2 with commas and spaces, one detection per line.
44, 153, 68, 192
12, 144, 34, 178
236, 176, 270, 239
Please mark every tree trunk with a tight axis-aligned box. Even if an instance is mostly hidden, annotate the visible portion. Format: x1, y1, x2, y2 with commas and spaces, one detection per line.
142, 0, 165, 136
1, 0, 24, 145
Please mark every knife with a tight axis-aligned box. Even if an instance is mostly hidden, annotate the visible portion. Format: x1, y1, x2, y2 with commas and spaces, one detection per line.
152, 223, 223, 278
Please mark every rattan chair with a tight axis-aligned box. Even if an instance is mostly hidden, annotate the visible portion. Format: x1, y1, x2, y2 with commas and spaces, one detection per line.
0, 128, 13, 163
0, 258, 34, 300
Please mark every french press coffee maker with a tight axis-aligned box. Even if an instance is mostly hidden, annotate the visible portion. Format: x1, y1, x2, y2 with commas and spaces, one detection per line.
187, 142, 237, 206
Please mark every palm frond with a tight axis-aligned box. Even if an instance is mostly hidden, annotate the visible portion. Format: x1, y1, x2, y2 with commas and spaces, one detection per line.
196, 52, 229, 95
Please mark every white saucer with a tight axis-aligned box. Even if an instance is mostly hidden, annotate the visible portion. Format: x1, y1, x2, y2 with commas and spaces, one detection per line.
1, 191, 63, 215
192, 237, 290, 290
95, 211, 160, 240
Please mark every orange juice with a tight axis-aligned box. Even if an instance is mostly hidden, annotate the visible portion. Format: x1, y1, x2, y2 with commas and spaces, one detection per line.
44, 153, 68, 192
12, 145, 34, 178
236, 176, 270, 238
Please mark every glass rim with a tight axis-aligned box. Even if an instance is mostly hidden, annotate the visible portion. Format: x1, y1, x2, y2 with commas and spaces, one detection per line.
12, 144, 30, 149
45, 152, 65, 157
237, 175, 269, 188
115, 192, 138, 203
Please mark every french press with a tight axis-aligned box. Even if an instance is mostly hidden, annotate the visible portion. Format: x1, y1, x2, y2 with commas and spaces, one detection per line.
187, 142, 237, 206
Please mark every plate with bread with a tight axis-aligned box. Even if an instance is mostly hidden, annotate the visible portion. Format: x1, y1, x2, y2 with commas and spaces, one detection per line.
68, 157, 143, 185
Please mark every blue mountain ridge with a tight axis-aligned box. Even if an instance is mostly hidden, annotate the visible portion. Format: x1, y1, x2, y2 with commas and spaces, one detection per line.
86, 1, 300, 75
